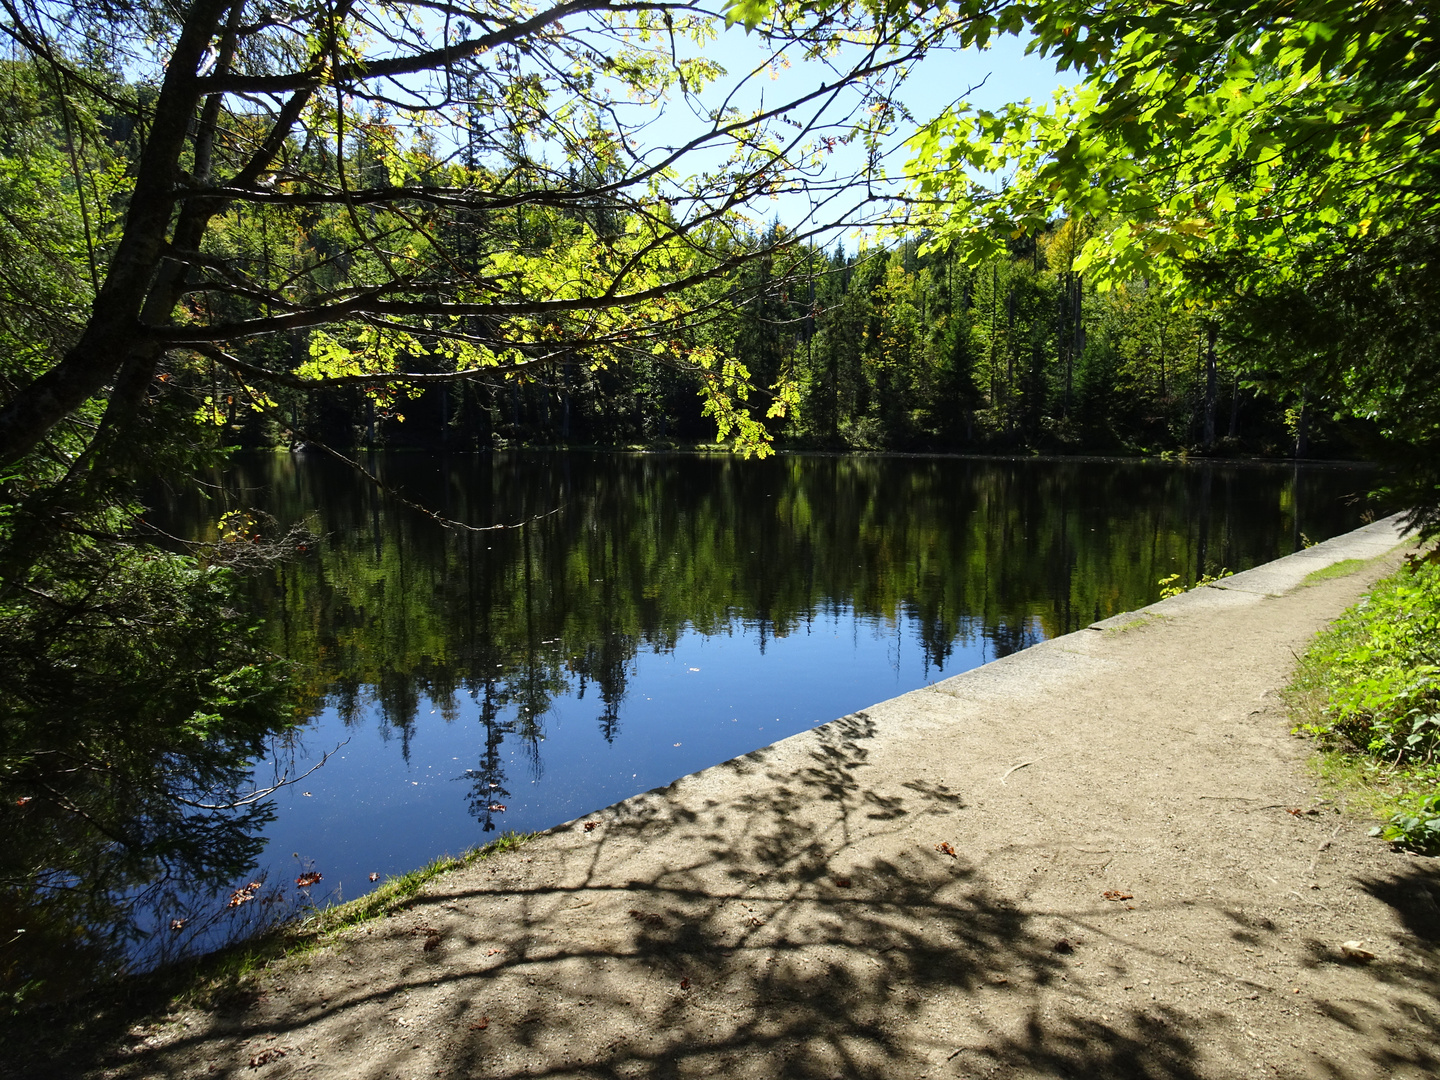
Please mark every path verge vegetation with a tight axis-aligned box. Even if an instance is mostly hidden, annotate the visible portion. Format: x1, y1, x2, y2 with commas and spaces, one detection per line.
1290, 554, 1440, 852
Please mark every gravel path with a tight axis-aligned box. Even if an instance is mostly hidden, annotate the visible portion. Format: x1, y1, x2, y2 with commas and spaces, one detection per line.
72, 516, 1440, 1080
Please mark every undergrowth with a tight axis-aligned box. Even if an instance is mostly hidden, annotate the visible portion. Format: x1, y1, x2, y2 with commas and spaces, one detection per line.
1289, 556, 1440, 853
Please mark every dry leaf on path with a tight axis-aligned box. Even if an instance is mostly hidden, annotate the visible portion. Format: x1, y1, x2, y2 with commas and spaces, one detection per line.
935, 841, 957, 857
1102, 890, 1134, 901
469, 1016, 489, 1031
583, 822, 599, 832
249, 1047, 286, 1067
1340, 940, 1376, 961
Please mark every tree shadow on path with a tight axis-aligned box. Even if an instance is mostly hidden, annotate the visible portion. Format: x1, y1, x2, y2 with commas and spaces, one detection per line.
28, 712, 1440, 1080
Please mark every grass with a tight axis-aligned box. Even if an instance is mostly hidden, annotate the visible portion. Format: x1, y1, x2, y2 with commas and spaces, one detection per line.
1303, 558, 1367, 585
191, 830, 535, 998
1305, 748, 1408, 819
1100, 611, 1167, 634
1287, 556, 1440, 852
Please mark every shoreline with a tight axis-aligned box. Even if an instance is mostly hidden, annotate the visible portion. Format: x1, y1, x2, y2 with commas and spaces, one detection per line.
36, 513, 1440, 1080
250, 442, 1386, 471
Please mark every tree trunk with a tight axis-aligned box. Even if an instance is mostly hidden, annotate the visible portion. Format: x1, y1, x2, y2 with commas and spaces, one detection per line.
0, 6, 226, 467
1295, 388, 1310, 458
1202, 322, 1218, 450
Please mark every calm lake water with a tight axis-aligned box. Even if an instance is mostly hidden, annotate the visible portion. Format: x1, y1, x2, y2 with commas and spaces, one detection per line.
156, 452, 1378, 936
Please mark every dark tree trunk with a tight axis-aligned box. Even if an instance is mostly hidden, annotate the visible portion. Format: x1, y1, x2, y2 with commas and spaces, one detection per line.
1295, 388, 1310, 458
1202, 322, 1218, 450
1228, 372, 1241, 438
0, 0, 234, 469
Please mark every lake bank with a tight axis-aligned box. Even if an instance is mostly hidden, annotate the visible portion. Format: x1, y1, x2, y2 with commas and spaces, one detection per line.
52, 514, 1440, 1080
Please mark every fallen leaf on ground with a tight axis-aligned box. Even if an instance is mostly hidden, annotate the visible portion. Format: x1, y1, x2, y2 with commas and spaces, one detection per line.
935, 841, 957, 857
295, 871, 322, 888
1286, 807, 1303, 816
469, 1016, 489, 1031
583, 821, 599, 832
423, 932, 441, 952
680, 977, 690, 990
1102, 890, 1133, 901
1054, 938, 1074, 954
833, 876, 852, 888
249, 1047, 286, 1068
486, 948, 502, 956
1340, 940, 1376, 961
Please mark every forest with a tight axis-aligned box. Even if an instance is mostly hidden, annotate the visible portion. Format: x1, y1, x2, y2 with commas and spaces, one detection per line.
0, 0, 1437, 1004
266, 223, 1344, 460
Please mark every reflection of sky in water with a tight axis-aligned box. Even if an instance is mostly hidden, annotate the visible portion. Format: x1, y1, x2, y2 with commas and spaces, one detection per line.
254, 608, 1022, 909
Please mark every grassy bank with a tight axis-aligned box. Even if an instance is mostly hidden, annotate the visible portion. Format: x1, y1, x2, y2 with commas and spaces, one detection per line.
194, 830, 535, 994
1289, 555, 1440, 852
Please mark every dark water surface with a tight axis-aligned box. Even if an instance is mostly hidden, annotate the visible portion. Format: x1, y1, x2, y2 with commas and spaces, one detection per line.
158, 452, 1377, 924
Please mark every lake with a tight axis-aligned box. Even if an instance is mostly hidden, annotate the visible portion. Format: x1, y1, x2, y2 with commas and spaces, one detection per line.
153, 451, 1378, 947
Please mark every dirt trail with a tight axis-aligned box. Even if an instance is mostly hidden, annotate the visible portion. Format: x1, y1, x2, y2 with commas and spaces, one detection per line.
71, 518, 1440, 1079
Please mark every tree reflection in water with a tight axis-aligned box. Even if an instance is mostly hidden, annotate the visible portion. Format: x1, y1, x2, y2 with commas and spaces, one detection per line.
41, 451, 1366, 995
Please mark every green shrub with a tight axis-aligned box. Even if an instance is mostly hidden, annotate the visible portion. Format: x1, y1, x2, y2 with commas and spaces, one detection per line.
1291, 558, 1440, 852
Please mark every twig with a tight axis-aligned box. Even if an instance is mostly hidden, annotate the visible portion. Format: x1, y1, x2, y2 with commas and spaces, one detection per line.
168, 739, 350, 809
1199, 795, 1261, 801
999, 761, 1033, 785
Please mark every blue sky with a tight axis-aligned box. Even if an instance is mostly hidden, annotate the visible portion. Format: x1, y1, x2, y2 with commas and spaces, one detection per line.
636, 24, 1075, 237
